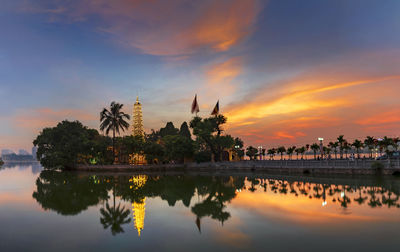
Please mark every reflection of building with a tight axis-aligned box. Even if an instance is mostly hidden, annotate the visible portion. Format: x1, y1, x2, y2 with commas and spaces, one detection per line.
132, 199, 146, 237
131, 96, 146, 165
129, 175, 147, 237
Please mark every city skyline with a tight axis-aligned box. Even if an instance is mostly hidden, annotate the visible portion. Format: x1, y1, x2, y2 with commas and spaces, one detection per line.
1, 0, 400, 151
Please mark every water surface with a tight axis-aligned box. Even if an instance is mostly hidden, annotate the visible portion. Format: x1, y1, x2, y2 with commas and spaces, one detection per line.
1, 164, 400, 251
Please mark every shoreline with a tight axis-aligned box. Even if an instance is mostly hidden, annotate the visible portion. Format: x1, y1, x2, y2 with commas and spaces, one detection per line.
74, 159, 400, 176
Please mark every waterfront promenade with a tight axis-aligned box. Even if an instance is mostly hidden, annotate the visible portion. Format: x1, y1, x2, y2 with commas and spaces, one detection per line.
75, 159, 400, 175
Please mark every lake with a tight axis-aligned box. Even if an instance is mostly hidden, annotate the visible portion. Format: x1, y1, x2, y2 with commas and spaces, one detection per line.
1, 163, 400, 251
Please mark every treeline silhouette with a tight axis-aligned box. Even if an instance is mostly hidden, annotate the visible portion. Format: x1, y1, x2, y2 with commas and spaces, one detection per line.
246, 135, 400, 160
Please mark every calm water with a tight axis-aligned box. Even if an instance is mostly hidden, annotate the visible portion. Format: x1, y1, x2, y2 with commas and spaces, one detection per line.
1, 164, 400, 251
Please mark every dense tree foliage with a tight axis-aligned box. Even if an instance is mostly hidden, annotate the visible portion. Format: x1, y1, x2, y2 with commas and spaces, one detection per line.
179, 121, 192, 139
33, 120, 110, 169
190, 115, 240, 162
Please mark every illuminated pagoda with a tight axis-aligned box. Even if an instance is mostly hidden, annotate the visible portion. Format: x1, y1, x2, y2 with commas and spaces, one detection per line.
132, 96, 144, 137
129, 175, 147, 237
129, 96, 146, 164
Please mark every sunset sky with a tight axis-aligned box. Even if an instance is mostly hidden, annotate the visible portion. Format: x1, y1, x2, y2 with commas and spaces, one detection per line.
1, 0, 400, 151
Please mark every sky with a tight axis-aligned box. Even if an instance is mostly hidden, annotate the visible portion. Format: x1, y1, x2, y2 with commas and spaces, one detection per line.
1, 0, 400, 152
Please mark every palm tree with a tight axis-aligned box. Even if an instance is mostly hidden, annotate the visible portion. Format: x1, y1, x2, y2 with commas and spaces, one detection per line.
364, 136, 376, 159
310, 143, 319, 160
100, 102, 130, 162
352, 139, 363, 159
328, 142, 339, 159
323, 146, 331, 159
300, 146, 306, 159
295, 147, 301, 160
381, 136, 394, 156
277, 146, 286, 160
337, 135, 346, 159
267, 148, 276, 160
287, 146, 296, 160
343, 141, 351, 159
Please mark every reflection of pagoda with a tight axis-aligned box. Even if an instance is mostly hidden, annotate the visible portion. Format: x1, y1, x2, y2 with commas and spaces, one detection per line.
132, 199, 146, 237
129, 175, 147, 237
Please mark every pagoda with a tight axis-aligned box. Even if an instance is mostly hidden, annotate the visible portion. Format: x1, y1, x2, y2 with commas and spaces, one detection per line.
129, 96, 146, 165
132, 96, 144, 137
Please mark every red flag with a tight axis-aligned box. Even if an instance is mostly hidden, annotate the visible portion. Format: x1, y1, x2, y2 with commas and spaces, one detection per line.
191, 94, 200, 114
211, 100, 219, 115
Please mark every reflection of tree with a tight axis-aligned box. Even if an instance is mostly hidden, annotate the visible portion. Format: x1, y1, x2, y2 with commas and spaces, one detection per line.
100, 181, 131, 236
382, 191, 399, 208
368, 187, 382, 208
100, 202, 131, 236
191, 177, 242, 225
354, 188, 368, 205
32, 170, 109, 215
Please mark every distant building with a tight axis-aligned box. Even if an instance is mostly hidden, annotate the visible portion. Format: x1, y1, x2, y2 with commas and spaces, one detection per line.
18, 149, 30, 155
1, 149, 14, 157
32, 146, 38, 160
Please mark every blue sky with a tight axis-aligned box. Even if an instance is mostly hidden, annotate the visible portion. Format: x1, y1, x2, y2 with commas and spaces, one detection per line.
1, 0, 400, 151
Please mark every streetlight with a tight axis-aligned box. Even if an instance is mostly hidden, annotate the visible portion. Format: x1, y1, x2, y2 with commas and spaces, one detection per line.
258, 146, 263, 160
318, 137, 324, 159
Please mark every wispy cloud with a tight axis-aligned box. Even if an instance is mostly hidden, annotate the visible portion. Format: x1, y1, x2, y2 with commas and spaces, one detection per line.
22, 0, 262, 56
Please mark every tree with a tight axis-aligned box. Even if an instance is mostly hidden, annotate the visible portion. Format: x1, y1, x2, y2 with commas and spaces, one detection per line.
144, 141, 165, 164
287, 146, 296, 160
100, 101, 130, 162
267, 148, 276, 160
299, 147, 306, 159
337, 135, 346, 159
33, 120, 103, 169
364, 136, 376, 159
159, 122, 179, 137
277, 146, 286, 160
246, 146, 258, 160
115, 135, 144, 164
343, 141, 351, 159
190, 115, 234, 162
323, 146, 332, 158
310, 143, 319, 160
295, 148, 301, 160
380, 136, 395, 156
352, 139, 363, 159
233, 137, 245, 160
179, 122, 192, 139
328, 142, 339, 159
163, 135, 194, 163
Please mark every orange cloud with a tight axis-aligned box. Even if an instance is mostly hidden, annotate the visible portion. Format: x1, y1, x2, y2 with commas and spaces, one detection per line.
226, 75, 400, 124
204, 57, 243, 97
356, 109, 400, 126
24, 0, 261, 56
